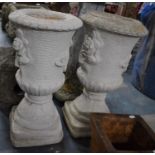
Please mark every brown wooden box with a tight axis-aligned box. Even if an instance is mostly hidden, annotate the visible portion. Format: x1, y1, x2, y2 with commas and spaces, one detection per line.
90, 113, 155, 153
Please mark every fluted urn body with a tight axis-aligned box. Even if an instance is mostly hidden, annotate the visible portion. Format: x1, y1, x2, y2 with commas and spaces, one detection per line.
63, 12, 148, 138
9, 9, 82, 147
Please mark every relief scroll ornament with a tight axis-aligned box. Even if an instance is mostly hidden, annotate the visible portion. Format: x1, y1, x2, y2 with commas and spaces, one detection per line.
13, 29, 30, 67
78, 30, 102, 74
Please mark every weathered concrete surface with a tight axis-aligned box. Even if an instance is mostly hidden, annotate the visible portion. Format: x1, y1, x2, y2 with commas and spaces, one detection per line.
0, 20, 22, 108
0, 48, 22, 108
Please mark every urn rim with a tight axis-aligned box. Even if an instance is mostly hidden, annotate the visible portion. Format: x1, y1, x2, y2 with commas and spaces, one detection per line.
9, 9, 83, 31
81, 11, 148, 37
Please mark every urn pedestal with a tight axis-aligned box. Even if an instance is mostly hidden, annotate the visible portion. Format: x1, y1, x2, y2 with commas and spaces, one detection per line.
9, 9, 82, 147
63, 12, 148, 138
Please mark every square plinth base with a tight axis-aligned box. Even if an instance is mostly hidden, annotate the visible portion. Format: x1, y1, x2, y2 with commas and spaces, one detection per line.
10, 106, 63, 147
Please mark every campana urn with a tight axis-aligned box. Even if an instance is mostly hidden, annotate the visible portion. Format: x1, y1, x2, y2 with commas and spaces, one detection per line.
9, 9, 82, 147
63, 12, 148, 138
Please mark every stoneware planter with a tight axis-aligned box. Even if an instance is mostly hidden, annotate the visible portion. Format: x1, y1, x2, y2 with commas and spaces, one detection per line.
9, 9, 82, 147
63, 12, 148, 138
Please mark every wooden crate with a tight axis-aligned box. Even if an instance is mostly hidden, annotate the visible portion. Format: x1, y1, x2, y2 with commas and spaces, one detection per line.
90, 113, 155, 153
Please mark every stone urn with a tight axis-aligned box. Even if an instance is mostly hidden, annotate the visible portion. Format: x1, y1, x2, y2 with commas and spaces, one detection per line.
9, 9, 82, 147
63, 12, 148, 138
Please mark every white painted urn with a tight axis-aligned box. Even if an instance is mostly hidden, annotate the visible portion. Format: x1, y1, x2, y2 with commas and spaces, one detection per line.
9, 9, 82, 147
63, 12, 148, 138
